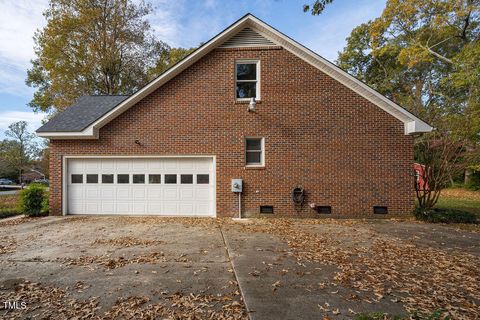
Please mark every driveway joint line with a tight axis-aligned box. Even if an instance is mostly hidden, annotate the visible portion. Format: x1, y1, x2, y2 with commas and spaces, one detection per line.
219, 226, 253, 320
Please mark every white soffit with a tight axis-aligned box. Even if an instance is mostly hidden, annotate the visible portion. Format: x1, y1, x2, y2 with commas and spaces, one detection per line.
38, 14, 432, 139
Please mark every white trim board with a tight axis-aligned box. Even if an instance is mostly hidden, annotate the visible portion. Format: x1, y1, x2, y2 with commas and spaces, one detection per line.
38, 14, 432, 139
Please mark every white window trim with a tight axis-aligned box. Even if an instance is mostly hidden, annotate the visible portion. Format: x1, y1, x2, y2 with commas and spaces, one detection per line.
235, 60, 260, 101
245, 137, 265, 167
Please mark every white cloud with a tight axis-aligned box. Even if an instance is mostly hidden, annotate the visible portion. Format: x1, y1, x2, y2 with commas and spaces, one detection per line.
0, 111, 46, 139
0, 0, 48, 96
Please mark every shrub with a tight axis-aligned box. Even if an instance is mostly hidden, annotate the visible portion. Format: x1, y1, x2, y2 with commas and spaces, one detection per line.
19, 184, 48, 217
414, 207, 478, 224
465, 171, 480, 191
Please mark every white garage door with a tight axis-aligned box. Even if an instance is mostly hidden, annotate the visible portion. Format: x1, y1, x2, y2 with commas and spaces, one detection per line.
66, 157, 215, 216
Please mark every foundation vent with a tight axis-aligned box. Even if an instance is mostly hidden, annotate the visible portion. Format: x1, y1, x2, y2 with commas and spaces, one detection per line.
260, 206, 274, 214
316, 206, 332, 214
373, 206, 388, 214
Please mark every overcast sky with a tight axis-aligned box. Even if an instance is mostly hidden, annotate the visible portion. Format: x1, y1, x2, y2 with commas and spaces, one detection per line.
0, 0, 386, 139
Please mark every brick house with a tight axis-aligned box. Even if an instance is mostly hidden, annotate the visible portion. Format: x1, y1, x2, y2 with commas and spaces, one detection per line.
37, 14, 432, 217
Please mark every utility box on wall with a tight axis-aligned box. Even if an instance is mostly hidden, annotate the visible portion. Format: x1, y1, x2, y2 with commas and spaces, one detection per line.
231, 179, 243, 193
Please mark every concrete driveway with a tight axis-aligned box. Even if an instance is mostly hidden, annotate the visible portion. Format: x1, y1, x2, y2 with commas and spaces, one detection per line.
1, 216, 479, 319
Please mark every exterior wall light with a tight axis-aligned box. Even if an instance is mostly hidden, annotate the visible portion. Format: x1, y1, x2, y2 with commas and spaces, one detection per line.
248, 97, 256, 112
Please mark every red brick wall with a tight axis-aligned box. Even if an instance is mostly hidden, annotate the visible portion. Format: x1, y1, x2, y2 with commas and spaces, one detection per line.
49, 46, 414, 217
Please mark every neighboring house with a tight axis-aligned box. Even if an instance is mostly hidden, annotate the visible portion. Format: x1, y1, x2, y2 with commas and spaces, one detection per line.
413, 163, 428, 191
21, 169, 45, 184
36, 14, 432, 217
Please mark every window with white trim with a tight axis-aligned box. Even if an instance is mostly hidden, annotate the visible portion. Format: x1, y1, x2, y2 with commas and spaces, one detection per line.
245, 137, 264, 166
236, 60, 260, 100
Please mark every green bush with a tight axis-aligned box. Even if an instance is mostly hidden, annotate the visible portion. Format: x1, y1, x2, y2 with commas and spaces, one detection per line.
19, 184, 48, 217
414, 207, 478, 224
465, 171, 480, 191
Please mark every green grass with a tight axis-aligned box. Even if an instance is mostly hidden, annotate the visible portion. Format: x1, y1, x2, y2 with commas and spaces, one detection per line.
436, 188, 480, 217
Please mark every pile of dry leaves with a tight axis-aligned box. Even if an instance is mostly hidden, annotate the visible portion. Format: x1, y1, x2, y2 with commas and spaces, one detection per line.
0, 217, 35, 227
0, 281, 246, 320
104, 293, 246, 320
226, 218, 480, 319
59, 251, 167, 269
0, 236, 16, 255
92, 236, 164, 247
0, 281, 99, 319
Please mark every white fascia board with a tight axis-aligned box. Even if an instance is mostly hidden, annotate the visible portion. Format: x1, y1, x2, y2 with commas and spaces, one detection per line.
36, 126, 98, 139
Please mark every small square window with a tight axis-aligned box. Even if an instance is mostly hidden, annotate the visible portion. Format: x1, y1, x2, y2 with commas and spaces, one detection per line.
117, 174, 129, 184
181, 174, 193, 184
71, 174, 83, 184
197, 174, 209, 184
245, 138, 264, 166
86, 174, 98, 184
102, 174, 114, 184
165, 174, 177, 184
133, 174, 145, 184
149, 174, 161, 184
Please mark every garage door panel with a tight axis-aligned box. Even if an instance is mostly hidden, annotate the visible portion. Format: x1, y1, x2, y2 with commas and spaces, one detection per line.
67, 157, 214, 216
69, 201, 83, 214
132, 160, 147, 171
101, 159, 115, 170
85, 159, 101, 171
147, 188, 162, 200
132, 187, 146, 200
68, 159, 83, 171
163, 202, 179, 215
115, 202, 131, 214
180, 188, 194, 200
101, 202, 115, 214
100, 187, 115, 199
196, 203, 212, 215
132, 202, 147, 214
85, 187, 100, 199
196, 188, 211, 200
68, 186, 84, 200
179, 203, 194, 214
179, 159, 195, 170
147, 201, 162, 213
164, 188, 178, 200
117, 187, 130, 199
115, 159, 131, 171
85, 202, 99, 213
164, 159, 177, 170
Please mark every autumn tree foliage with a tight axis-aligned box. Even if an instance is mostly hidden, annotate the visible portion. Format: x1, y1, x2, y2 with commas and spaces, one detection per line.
26, 0, 193, 114
337, 0, 479, 208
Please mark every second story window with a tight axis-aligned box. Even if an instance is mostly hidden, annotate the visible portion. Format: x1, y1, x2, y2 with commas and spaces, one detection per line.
236, 60, 260, 100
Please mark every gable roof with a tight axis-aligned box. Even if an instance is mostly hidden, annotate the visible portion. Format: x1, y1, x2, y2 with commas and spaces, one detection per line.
36, 13, 433, 139
37, 95, 128, 134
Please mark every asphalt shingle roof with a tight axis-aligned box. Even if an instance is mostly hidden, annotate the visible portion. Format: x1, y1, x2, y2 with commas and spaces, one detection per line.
36, 95, 129, 133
